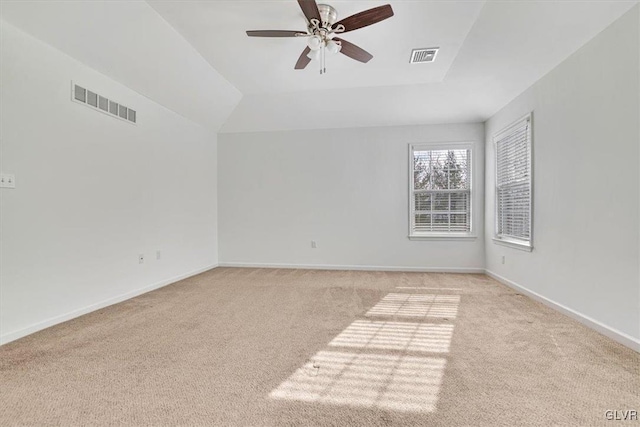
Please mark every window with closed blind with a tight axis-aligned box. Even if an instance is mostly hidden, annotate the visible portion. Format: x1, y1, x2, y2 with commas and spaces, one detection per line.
494, 114, 533, 250
409, 143, 474, 239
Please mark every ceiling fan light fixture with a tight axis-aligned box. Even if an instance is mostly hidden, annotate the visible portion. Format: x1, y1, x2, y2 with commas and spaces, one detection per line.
326, 39, 341, 54
307, 49, 322, 61
307, 35, 323, 51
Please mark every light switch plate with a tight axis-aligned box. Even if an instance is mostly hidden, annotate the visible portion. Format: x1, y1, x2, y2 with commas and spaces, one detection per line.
0, 173, 15, 188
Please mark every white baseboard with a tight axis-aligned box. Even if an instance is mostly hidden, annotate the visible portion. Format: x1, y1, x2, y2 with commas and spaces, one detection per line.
0, 264, 218, 346
218, 262, 485, 274
485, 270, 640, 353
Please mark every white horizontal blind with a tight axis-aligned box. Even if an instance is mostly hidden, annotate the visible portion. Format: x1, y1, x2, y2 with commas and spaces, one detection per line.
496, 116, 532, 243
411, 148, 471, 234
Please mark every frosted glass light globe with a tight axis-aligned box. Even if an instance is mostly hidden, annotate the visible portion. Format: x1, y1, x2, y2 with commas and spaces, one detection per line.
326, 39, 341, 54
307, 36, 323, 51
306, 49, 322, 61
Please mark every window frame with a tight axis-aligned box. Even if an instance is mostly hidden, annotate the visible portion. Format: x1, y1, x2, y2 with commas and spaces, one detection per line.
493, 113, 534, 251
408, 142, 476, 240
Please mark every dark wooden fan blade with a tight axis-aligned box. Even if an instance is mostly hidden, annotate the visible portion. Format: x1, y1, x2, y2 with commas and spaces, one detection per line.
333, 4, 394, 33
295, 47, 312, 69
297, 0, 321, 23
333, 38, 373, 63
246, 30, 304, 37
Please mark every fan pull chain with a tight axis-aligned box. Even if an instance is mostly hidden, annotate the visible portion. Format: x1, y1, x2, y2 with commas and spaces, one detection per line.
324, 46, 327, 74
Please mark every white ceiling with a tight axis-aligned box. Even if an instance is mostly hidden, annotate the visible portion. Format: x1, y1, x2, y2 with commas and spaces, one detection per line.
1, 1, 638, 133
215, 0, 639, 133
147, 0, 486, 94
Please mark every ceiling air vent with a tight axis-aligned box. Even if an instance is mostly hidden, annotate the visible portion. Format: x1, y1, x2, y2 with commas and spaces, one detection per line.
71, 82, 137, 124
410, 48, 439, 64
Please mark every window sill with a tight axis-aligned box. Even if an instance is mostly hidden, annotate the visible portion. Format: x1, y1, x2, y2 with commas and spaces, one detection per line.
492, 238, 533, 252
409, 234, 477, 241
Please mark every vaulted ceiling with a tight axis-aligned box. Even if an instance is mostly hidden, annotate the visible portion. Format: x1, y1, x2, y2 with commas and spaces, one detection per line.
2, 1, 638, 133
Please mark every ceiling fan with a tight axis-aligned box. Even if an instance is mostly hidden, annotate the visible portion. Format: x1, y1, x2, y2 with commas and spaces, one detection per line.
246, 0, 394, 74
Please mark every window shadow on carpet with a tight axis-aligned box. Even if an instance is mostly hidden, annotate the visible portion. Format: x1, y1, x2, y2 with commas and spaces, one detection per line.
269, 289, 460, 413
365, 293, 460, 319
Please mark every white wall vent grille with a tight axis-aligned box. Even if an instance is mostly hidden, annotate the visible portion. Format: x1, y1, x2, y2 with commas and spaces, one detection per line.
410, 48, 439, 64
71, 82, 136, 124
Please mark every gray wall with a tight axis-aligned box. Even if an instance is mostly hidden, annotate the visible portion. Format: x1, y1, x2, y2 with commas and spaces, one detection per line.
219, 123, 485, 271
0, 22, 219, 344
484, 7, 640, 342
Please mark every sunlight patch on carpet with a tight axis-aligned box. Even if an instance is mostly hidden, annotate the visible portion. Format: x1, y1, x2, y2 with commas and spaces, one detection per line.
365, 293, 460, 319
269, 351, 447, 413
328, 320, 454, 353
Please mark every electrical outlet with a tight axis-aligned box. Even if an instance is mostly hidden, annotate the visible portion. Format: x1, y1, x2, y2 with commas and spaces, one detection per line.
0, 173, 16, 189
156, 250, 161, 260
139, 254, 144, 264
311, 240, 317, 249
501, 256, 506, 265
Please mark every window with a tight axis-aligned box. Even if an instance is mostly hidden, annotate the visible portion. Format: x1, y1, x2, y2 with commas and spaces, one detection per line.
494, 114, 533, 250
409, 143, 473, 239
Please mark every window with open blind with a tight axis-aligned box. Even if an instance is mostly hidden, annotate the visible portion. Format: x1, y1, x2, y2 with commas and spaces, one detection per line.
409, 143, 473, 238
494, 114, 533, 250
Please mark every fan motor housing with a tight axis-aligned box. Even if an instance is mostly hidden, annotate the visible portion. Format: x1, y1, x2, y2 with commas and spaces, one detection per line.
317, 4, 338, 26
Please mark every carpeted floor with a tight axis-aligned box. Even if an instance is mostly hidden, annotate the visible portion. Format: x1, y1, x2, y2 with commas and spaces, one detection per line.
0, 268, 638, 426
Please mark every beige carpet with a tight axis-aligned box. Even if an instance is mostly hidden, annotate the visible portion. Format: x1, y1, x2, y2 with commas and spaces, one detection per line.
0, 268, 638, 426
